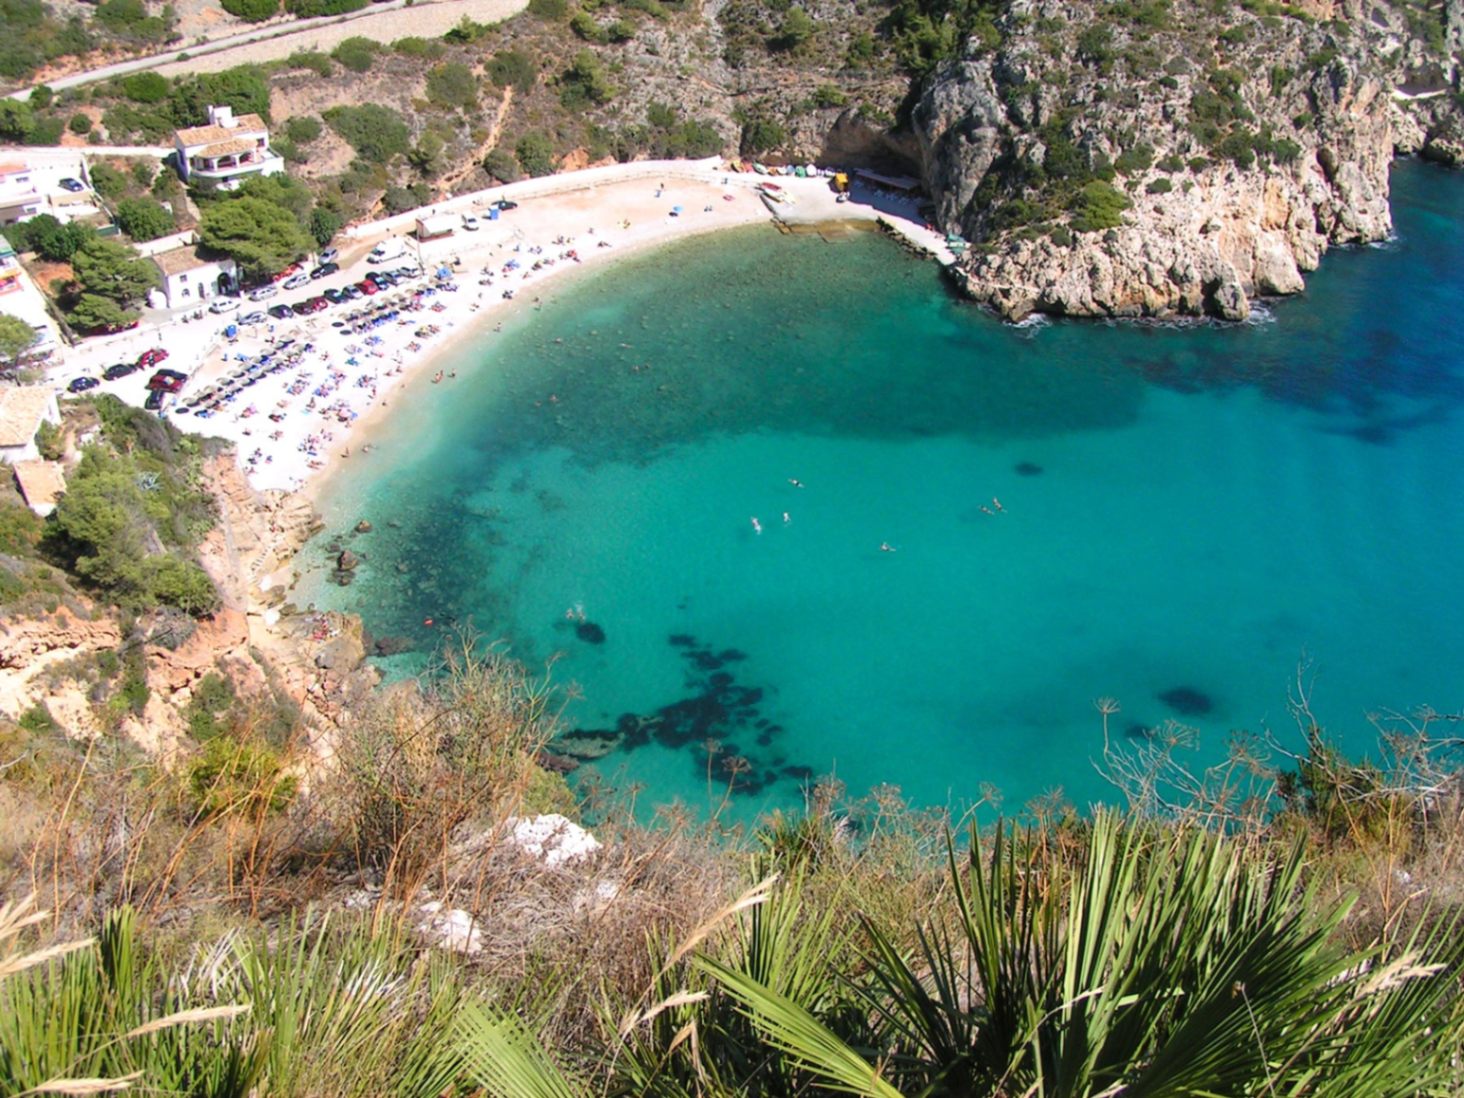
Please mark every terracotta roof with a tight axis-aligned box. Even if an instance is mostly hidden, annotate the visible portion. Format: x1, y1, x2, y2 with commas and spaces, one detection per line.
197, 137, 259, 158
0, 387, 53, 448
174, 113, 267, 147
152, 245, 215, 277
12, 459, 65, 513
0, 160, 29, 176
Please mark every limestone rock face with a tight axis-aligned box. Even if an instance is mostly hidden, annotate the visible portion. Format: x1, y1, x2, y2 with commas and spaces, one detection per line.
908, 0, 1460, 321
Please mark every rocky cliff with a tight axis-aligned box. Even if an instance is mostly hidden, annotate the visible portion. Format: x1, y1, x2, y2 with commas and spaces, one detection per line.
910, 0, 1463, 321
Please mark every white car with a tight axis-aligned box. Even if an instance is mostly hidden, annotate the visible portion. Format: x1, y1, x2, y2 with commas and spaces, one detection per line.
209, 297, 240, 314
283, 273, 310, 290
318, 247, 339, 264
249, 285, 278, 301
239, 311, 266, 325
461, 213, 479, 231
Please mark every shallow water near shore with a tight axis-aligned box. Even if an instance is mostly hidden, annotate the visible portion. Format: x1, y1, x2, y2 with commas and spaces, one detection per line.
301, 161, 1464, 824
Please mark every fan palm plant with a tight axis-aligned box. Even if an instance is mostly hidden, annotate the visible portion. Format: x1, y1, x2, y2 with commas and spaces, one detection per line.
706, 812, 1464, 1096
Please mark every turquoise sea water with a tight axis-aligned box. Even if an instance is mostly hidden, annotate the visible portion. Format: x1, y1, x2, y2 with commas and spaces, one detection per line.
301, 161, 1464, 823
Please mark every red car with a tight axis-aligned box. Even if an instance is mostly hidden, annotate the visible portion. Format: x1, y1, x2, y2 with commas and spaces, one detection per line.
137, 347, 169, 368
274, 263, 302, 283
356, 279, 378, 296
146, 369, 187, 394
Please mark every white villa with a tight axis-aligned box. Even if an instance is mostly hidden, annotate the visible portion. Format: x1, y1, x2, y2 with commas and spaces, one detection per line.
148, 240, 239, 310
0, 160, 43, 227
0, 386, 60, 464
173, 105, 284, 192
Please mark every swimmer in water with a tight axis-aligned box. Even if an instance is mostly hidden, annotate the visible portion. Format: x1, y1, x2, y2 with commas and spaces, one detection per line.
993, 497, 1005, 512
880, 542, 896, 553
980, 505, 995, 516
782, 512, 790, 524
788, 478, 804, 488
751, 517, 762, 534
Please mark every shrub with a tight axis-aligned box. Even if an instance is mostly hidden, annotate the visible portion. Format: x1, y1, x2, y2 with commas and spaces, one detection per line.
770, 6, 814, 51
1069, 179, 1131, 232
130, 159, 156, 187
515, 131, 556, 177
558, 50, 612, 108
67, 112, 91, 134
1076, 24, 1114, 65
284, 0, 366, 15
285, 114, 321, 143
282, 48, 332, 75
186, 671, 236, 741
1113, 142, 1154, 174
222, 0, 279, 20
739, 114, 785, 155
527, 0, 567, 17
119, 71, 169, 103
330, 35, 377, 72
487, 49, 537, 91
94, 0, 175, 42
309, 205, 343, 247
425, 61, 477, 110
392, 35, 446, 59
89, 162, 128, 200
114, 197, 174, 242
570, 9, 610, 42
1157, 153, 1186, 172
483, 147, 521, 182
23, 116, 63, 145
811, 84, 847, 108
323, 103, 409, 163
1145, 176, 1173, 194
188, 734, 296, 819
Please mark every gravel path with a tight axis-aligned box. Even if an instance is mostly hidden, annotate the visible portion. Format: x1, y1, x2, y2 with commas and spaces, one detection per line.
151, 0, 530, 78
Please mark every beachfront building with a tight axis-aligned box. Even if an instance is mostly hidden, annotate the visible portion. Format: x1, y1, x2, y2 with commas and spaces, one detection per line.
416, 213, 456, 241
0, 239, 23, 297
173, 106, 283, 192
0, 386, 60, 464
12, 459, 65, 517
0, 161, 43, 227
149, 243, 238, 310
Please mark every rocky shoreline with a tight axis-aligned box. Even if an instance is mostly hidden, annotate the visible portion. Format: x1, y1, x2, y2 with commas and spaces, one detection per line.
903, 0, 1463, 323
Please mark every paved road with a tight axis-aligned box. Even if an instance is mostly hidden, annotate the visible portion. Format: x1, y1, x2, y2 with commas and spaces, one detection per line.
6, 0, 528, 99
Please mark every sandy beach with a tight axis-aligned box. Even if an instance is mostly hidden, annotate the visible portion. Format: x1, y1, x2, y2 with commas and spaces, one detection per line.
58, 160, 950, 502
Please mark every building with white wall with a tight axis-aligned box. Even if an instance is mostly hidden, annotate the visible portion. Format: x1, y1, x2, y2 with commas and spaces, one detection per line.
173, 106, 284, 192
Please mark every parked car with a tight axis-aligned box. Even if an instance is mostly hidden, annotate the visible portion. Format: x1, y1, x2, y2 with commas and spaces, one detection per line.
146, 369, 187, 393
90, 319, 140, 336
239, 310, 266, 325
366, 271, 393, 288
295, 297, 327, 314
343, 285, 363, 300
67, 376, 99, 393
309, 262, 339, 280
209, 297, 240, 314
248, 285, 278, 301
58, 177, 85, 193
322, 288, 347, 304
356, 279, 378, 296
282, 273, 310, 290
494, 199, 518, 211
395, 265, 422, 279
144, 389, 166, 412
318, 247, 339, 264
136, 347, 168, 368
461, 213, 479, 231
267, 304, 295, 319
273, 263, 302, 283
102, 362, 137, 380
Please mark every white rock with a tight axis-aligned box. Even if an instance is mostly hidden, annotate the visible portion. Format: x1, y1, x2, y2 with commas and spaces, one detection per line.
416, 902, 482, 954
506, 814, 602, 868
